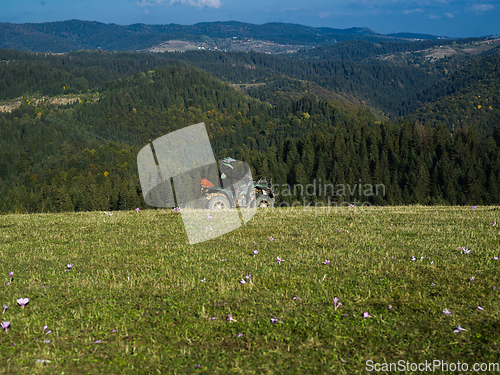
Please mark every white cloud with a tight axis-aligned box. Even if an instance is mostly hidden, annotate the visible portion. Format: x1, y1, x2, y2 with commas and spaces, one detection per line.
428, 13, 440, 18
351, 0, 429, 6
349, 0, 456, 8
328, 7, 393, 17
144, 9, 151, 14
470, 3, 495, 13
264, 7, 310, 14
319, 11, 331, 18
137, 0, 162, 6
402, 8, 424, 14
137, 0, 222, 9
444, 12, 454, 17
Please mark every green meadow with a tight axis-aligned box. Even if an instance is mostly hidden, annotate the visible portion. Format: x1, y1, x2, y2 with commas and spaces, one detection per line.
0, 206, 499, 374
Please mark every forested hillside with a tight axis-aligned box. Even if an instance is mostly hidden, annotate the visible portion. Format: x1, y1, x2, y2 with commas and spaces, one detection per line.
0, 53, 499, 214
0, 62, 374, 213
290, 39, 455, 62
405, 52, 500, 134
0, 48, 444, 117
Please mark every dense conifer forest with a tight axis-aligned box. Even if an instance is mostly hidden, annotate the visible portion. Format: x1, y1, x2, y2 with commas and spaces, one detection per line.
0, 44, 499, 213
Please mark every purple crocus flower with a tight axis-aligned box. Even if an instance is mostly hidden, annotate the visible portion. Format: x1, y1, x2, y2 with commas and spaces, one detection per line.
1, 321, 9, 331
411, 256, 416, 261
363, 312, 371, 318
43, 325, 48, 332
9, 272, 13, 278
201, 278, 205, 283
67, 264, 73, 270
2, 305, 7, 314
472, 206, 477, 210
390, 223, 393, 228
471, 276, 475, 281
94, 339, 101, 343
323, 260, 330, 265
477, 306, 485, 311
206, 213, 212, 220
388, 305, 393, 310
333, 297, 342, 310
238, 333, 244, 337
269, 236, 274, 241
44, 340, 50, 343
270, 316, 282, 324
253, 250, 259, 255
293, 296, 301, 300
173, 207, 181, 213
135, 207, 140, 212
443, 308, 452, 315
461, 248, 471, 254
17, 298, 29, 308
240, 279, 246, 285
226, 314, 236, 322
494, 257, 499, 260
454, 325, 467, 333
276, 256, 284, 264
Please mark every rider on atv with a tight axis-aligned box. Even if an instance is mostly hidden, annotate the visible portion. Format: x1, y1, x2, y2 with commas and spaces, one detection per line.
220, 157, 241, 181
220, 157, 251, 199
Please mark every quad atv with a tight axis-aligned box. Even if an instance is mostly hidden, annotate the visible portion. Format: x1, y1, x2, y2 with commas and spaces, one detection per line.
201, 177, 275, 210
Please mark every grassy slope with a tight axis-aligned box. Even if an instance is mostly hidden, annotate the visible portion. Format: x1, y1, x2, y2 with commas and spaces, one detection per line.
0, 206, 499, 373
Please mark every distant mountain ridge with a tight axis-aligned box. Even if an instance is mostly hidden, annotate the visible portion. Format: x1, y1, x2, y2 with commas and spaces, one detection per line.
0, 19, 448, 53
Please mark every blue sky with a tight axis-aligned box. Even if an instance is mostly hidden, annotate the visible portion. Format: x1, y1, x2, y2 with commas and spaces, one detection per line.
1, 0, 499, 38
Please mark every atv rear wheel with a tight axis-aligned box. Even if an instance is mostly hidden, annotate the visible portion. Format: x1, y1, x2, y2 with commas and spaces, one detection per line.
206, 195, 231, 210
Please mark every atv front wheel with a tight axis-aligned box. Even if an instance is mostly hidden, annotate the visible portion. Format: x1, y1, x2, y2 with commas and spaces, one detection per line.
252, 196, 274, 208
206, 195, 231, 210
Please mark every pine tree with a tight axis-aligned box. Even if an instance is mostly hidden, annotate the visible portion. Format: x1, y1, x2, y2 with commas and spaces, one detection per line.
83, 191, 95, 212
54, 187, 74, 212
